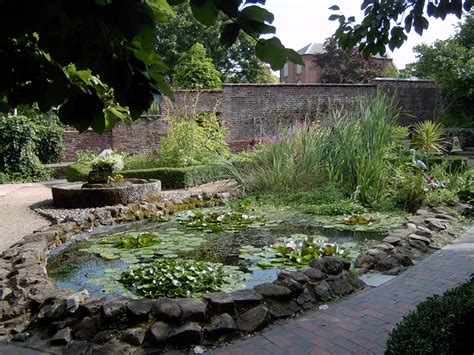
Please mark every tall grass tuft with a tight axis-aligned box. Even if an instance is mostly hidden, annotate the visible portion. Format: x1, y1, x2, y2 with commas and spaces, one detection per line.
326, 92, 400, 205
236, 121, 329, 193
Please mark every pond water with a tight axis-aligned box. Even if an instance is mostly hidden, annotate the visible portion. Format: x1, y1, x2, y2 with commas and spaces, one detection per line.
47, 208, 385, 300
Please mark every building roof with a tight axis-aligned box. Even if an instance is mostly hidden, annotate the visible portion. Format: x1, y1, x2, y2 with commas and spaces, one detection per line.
297, 42, 391, 60
297, 42, 325, 55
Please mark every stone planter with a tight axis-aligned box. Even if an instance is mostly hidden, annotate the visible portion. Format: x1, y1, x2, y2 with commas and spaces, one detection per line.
51, 179, 161, 208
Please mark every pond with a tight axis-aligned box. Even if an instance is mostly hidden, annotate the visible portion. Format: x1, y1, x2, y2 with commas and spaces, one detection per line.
47, 207, 386, 300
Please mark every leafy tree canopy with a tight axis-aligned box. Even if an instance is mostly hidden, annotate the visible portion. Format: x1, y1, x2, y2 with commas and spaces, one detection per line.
174, 43, 222, 89
156, 3, 277, 83
411, 15, 474, 124
314, 36, 387, 83
0, 0, 301, 133
332, 0, 473, 57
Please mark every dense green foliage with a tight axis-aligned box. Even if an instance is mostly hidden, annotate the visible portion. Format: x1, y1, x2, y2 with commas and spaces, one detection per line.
314, 36, 387, 83
411, 15, 473, 125
119, 259, 232, 298
174, 43, 222, 89
386, 277, 474, 355
0, 115, 65, 182
0, 0, 300, 132
155, 112, 229, 167
156, 3, 277, 83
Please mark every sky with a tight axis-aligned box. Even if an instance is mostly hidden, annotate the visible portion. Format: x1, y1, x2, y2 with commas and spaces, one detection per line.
264, 0, 461, 69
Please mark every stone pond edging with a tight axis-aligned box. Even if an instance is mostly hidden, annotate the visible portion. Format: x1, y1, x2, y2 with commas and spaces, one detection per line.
0, 193, 468, 353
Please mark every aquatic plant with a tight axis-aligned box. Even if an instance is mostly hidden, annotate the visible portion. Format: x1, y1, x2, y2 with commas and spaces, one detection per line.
113, 232, 156, 248
240, 234, 350, 269
177, 210, 267, 233
343, 214, 374, 225
119, 259, 247, 298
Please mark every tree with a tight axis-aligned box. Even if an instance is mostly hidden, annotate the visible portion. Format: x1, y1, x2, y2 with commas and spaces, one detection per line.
156, 3, 277, 83
411, 17, 473, 124
0, 0, 301, 133
332, 0, 473, 57
174, 44, 222, 89
314, 36, 386, 83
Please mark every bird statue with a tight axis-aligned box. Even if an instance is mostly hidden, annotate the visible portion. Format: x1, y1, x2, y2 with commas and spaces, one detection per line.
409, 149, 428, 170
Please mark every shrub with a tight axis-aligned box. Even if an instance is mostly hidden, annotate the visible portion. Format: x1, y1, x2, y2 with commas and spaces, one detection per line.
412, 120, 447, 155
386, 277, 474, 355
35, 120, 64, 163
0, 115, 51, 182
393, 165, 427, 212
156, 112, 229, 168
90, 151, 124, 172
426, 189, 460, 207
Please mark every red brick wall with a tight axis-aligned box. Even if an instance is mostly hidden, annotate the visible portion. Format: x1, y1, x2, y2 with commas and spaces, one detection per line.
60, 80, 438, 161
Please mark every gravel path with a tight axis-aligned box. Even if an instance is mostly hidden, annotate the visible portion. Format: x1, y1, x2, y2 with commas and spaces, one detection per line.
0, 181, 61, 252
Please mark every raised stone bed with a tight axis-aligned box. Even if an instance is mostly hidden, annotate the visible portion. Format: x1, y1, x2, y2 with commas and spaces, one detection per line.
51, 179, 161, 208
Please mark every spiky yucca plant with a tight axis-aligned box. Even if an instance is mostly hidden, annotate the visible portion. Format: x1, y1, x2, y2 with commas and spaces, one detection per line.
412, 121, 447, 155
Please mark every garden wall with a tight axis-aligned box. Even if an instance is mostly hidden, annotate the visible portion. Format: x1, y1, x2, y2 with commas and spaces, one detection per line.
61, 79, 438, 160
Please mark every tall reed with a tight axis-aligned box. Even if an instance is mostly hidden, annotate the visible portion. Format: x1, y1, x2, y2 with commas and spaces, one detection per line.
326, 92, 399, 205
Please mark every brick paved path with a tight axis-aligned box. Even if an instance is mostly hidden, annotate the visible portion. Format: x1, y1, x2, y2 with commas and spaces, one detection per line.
210, 227, 474, 355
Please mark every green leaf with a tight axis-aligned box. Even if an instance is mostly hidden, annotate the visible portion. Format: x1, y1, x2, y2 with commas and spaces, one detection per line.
190, 0, 219, 26
329, 5, 340, 11
286, 48, 303, 65
220, 23, 241, 46
238, 5, 274, 23
146, 0, 175, 22
255, 37, 288, 70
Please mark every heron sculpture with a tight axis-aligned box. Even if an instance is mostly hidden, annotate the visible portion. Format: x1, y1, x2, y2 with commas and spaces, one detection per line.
409, 149, 428, 170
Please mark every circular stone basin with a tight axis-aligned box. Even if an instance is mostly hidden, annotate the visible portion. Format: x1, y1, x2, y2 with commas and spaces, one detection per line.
52, 179, 161, 208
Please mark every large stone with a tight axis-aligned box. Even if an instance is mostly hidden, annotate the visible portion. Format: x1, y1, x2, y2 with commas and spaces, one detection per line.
66, 290, 90, 312
204, 313, 236, 338
354, 254, 377, 270
274, 278, 304, 295
236, 306, 270, 332
152, 298, 182, 323
301, 267, 325, 281
102, 300, 127, 321
309, 256, 345, 275
203, 292, 234, 314
74, 317, 96, 340
92, 330, 114, 344
127, 300, 153, 322
408, 234, 431, 244
327, 274, 353, 296
63, 341, 103, 354
311, 280, 332, 302
122, 327, 147, 346
434, 213, 457, 222
296, 287, 317, 310
229, 289, 262, 312
266, 299, 300, 319
149, 321, 170, 345
415, 226, 433, 238
50, 327, 71, 346
277, 271, 309, 284
425, 218, 448, 231
383, 236, 402, 245
167, 322, 202, 345
408, 239, 429, 253
254, 283, 292, 300
177, 299, 206, 322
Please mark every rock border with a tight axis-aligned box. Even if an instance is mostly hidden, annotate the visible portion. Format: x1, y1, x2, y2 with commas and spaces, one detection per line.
0, 195, 467, 352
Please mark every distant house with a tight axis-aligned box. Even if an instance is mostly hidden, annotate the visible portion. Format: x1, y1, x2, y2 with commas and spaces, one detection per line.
279, 42, 394, 84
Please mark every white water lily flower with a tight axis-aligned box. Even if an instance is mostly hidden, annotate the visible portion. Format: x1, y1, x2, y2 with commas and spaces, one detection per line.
286, 241, 297, 250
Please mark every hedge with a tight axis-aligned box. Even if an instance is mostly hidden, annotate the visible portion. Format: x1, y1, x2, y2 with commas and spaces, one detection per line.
425, 155, 469, 173
386, 276, 474, 355
65, 163, 227, 189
